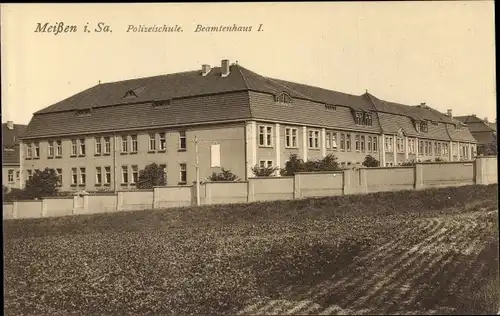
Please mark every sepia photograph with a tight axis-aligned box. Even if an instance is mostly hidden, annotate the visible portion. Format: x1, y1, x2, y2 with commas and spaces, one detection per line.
1, 2, 498, 315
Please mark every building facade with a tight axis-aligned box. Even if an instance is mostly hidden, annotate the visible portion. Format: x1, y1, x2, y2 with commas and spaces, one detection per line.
2, 121, 27, 190
19, 60, 477, 192
455, 115, 496, 154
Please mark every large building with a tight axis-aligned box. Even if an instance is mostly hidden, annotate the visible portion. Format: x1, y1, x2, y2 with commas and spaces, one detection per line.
455, 115, 496, 154
19, 59, 477, 192
2, 121, 27, 190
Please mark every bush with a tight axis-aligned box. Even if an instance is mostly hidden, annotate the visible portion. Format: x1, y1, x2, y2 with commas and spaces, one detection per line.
281, 153, 341, 176
400, 160, 417, 166
208, 168, 240, 181
251, 165, 279, 177
24, 168, 59, 199
362, 155, 380, 167
136, 163, 166, 189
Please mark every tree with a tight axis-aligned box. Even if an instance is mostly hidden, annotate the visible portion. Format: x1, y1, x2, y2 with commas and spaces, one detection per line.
136, 163, 166, 189
24, 168, 59, 199
485, 134, 498, 155
281, 153, 341, 176
362, 155, 380, 167
208, 168, 240, 181
251, 165, 279, 177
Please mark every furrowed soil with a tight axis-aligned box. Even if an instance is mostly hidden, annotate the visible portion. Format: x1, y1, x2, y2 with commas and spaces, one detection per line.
4, 184, 499, 315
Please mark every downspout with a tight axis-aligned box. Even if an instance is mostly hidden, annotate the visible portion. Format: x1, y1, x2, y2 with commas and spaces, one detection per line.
113, 132, 117, 192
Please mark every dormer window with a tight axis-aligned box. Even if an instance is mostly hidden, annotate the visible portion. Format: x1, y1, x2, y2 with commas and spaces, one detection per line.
75, 109, 91, 117
124, 90, 138, 98
275, 92, 292, 105
354, 112, 363, 125
415, 120, 428, 133
364, 113, 373, 126
325, 104, 337, 111
152, 100, 172, 107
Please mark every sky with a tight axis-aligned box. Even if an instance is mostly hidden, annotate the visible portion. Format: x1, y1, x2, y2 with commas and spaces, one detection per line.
1, 2, 496, 125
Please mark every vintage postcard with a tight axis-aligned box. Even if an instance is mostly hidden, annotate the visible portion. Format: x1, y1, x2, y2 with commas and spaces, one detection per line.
2, 2, 498, 316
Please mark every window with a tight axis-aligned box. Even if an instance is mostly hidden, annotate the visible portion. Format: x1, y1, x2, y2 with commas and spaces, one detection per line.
326, 133, 331, 149
16, 171, 20, 180
95, 137, 102, 155
104, 167, 111, 184
149, 133, 157, 151
346, 134, 351, 151
408, 139, 415, 154
79, 167, 86, 184
325, 104, 337, 111
397, 137, 404, 153
179, 163, 187, 184
434, 142, 438, 155
131, 165, 138, 184
56, 168, 62, 186
104, 137, 111, 154
361, 135, 366, 152
159, 164, 167, 181
71, 168, 77, 185
79, 139, 86, 156
75, 109, 91, 117
152, 100, 171, 107
131, 135, 138, 153
355, 112, 363, 125
26, 144, 33, 158
71, 139, 77, 156
308, 130, 320, 149
8, 170, 14, 183
364, 113, 373, 126
285, 128, 298, 148
179, 131, 186, 150
452, 143, 457, 156
96, 167, 102, 185
259, 160, 273, 169
121, 135, 128, 153
34, 142, 40, 158
259, 125, 273, 147
355, 135, 360, 151
438, 142, 442, 156
27, 169, 33, 181
372, 136, 378, 152
56, 141, 62, 157
340, 133, 345, 151
48, 141, 54, 157
159, 133, 166, 151
331, 133, 338, 150
385, 136, 393, 152
275, 92, 292, 105
418, 140, 424, 156
121, 166, 129, 184
368, 136, 372, 152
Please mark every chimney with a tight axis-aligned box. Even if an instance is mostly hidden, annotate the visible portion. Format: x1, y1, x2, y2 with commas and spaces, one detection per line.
447, 109, 453, 118
6, 121, 14, 129
484, 117, 489, 123
221, 59, 230, 77
201, 64, 211, 76
420, 102, 426, 108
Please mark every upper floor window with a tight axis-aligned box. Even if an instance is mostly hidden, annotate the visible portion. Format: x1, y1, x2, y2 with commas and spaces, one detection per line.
397, 137, 404, 153
259, 125, 273, 147
360, 135, 366, 152
56, 141, 62, 157
26, 143, 32, 158
385, 136, 394, 152
95, 137, 102, 155
48, 141, 54, 157
364, 113, 373, 126
71, 139, 77, 156
355, 135, 360, 151
308, 130, 320, 149
346, 133, 351, 151
33, 142, 40, 158
103, 137, 111, 154
159, 133, 166, 151
275, 92, 292, 105
285, 127, 298, 148
79, 139, 86, 156
179, 131, 187, 150
353, 111, 373, 126
355, 112, 363, 125
372, 136, 378, 152
121, 135, 129, 153
415, 120, 429, 133
149, 133, 157, 151
131, 135, 138, 153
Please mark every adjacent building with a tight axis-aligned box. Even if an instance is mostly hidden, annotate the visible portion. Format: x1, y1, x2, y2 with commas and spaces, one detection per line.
455, 115, 496, 154
19, 59, 477, 192
2, 121, 27, 189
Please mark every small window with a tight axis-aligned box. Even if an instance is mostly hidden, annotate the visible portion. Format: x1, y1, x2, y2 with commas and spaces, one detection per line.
325, 104, 337, 111
360, 135, 366, 152
131, 165, 139, 184
79, 167, 86, 184
152, 100, 172, 107
71, 168, 77, 185
71, 139, 77, 156
346, 133, 351, 151
79, 139, 86, 156
104, 167, 111, 184
159, 133, 166, 151
259, 160, 273, 170
179, 131, 186, 150
33, 142, 40, 158
149, 133, 157, 151
96, 167, 102, 185
179, 163, 187, 184
8, 170, 14, 183
372, 136, 378, 152
56, 169, 62, 186
103, 137, 111, 154
124, 90, 137, 98
275, 92, 292, 105
95, 137, 102, 155
131, 135, 138, 153
121, 135, 128, 153
364, 113, 373, 126
75, 109, 91, 117
121, 166, 129, 184
355, 112, 363, 125
48, 141, 54, 158
355, 135, 360, 151
56, 141, 62, 157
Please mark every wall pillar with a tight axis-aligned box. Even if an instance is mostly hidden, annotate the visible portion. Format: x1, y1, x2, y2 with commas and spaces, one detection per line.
19, 140, 25, 189
247, 179, 255, 203
205, 183, 213, 205
321, 128, 326, 158
41, 199, 48, 217
302, 126, 308, 161
275, 123, 281, 176
415, 137, 419, 159
449, 141, 453, 161
343, 169, 352, 195
245, 121, 257, 180
380, 133, 386, 167
12, 201, 19, 219
415, 163, 424, 190
475, 158, 486, 185
359, 168, 368, 193
294, 173, 301, 199
457, 142, 461, 161
116, 191, 124, 211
